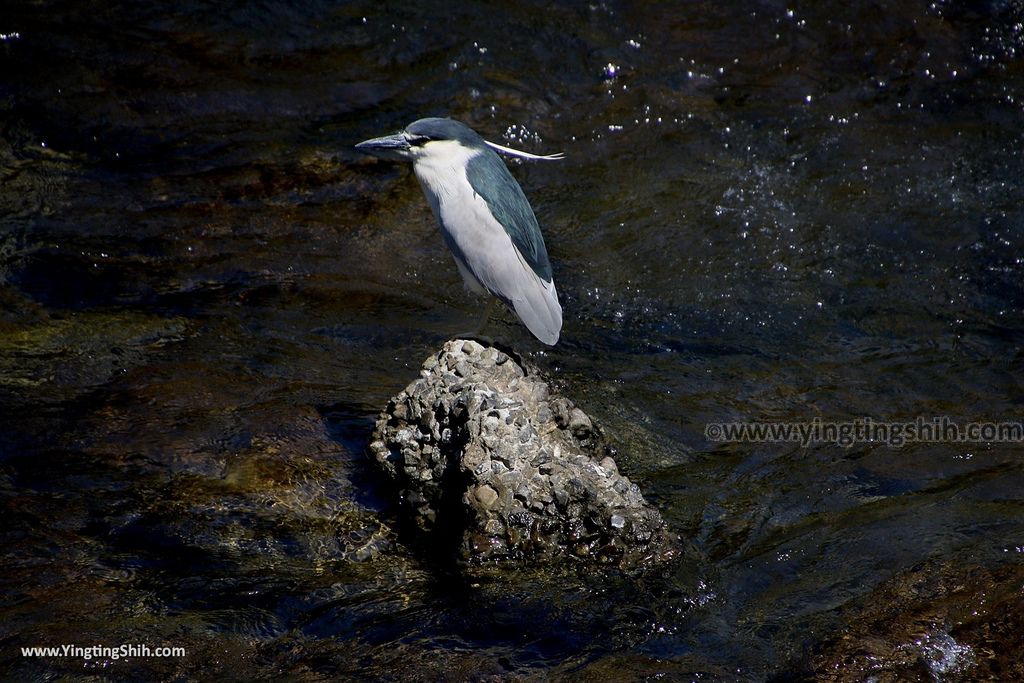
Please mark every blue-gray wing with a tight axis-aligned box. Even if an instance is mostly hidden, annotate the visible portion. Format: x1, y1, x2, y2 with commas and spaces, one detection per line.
465, 151, 553, 283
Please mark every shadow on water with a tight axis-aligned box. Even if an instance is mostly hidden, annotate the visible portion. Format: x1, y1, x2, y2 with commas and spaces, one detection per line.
2, 0, 1024, 679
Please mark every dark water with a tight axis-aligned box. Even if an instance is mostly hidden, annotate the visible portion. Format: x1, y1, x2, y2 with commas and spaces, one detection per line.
2, 0, 1023, 679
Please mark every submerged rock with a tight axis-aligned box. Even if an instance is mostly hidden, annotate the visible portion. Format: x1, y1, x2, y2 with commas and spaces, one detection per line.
369, 339, 675, 566
804, 559, 1024, 681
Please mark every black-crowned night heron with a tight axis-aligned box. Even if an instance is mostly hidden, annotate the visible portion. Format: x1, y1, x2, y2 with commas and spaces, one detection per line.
355, 117, 563, 346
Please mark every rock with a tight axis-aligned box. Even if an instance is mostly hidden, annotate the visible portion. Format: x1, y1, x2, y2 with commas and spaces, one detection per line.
474, 484, 499, 510
370, 339, 676, 566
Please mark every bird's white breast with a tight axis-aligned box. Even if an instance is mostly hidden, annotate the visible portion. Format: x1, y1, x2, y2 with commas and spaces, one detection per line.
410, 141, 493, 292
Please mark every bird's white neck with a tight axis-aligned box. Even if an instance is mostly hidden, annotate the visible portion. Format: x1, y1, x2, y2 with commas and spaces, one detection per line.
411, 140, 481, 212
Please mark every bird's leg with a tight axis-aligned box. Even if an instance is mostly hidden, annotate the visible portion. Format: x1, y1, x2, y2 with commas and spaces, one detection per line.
474, 297, 498, 336
454, 297, 497, 346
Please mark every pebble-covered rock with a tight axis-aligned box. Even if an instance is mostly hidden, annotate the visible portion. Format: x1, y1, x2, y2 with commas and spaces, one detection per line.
369, 339, 675, 566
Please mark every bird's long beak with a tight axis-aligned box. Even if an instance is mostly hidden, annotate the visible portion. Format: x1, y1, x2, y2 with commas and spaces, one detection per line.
355, 132, 411, 160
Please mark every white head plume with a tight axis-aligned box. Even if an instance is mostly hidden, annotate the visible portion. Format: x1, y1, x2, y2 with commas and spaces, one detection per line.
484, 140, 564, 161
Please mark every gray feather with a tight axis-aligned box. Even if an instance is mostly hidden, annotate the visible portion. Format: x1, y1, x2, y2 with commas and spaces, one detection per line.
465, 151, 554, 283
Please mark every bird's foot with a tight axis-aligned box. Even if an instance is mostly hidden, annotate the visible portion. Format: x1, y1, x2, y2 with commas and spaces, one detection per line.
452, 332, 495, 347
450, 332, 528, 370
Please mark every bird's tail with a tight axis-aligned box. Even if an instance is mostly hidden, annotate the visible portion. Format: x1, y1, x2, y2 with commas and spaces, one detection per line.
512, 277, 562, 346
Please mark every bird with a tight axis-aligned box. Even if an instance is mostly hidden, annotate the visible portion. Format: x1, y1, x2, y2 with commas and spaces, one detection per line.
355, 117, 563, 346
